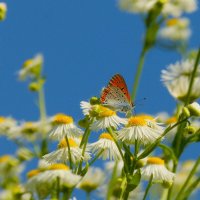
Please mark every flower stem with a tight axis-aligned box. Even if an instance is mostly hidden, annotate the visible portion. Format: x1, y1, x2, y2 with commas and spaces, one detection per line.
142, 175, 153, 200
174, 156, 200, 200
184, 48, 200, 105
131, 49, 147, 102
65, 135, 73, 169
38, 86, 46, 121
107, 127, 129, 173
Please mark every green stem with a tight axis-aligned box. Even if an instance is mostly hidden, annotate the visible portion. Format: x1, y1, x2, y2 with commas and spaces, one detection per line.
65, 135, 73, 169
38, 86, 46, 121
142, 175, 153, 200
175, 156, 200, 200
77, 121, 92, 174
56, 177, 60, 200
86, 192, 90, 200
131, 49, 147, 102
181, 176, 200, 200
107, 127, 129, 173
184, 48, 200, 106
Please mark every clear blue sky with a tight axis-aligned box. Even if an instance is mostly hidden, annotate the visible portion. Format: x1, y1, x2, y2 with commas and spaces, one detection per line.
0, 0, 200, 198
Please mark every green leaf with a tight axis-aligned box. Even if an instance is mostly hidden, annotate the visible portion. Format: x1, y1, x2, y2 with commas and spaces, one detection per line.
126, 171, 141, 192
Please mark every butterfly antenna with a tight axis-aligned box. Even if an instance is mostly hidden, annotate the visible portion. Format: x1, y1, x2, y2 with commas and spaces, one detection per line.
134, 97, 147, 107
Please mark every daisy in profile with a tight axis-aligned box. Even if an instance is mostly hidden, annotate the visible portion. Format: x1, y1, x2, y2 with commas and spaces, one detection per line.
49, 113, 83, 140
118, 114, 163, 145
141, 157, 175, 183
43, 137, 90, 164
38, 163, 81, 188
161, 59, 200, 102
0, 116, 16, 135
18, 54, 43, 80
80, 101, 127, 131
88, 133, 122, 161
159, 18, 191, 41
77, 167, 105, 193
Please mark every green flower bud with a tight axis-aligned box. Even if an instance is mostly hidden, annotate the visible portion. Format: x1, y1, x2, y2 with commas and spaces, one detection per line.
187, 102, 200, 117
162, 180, 173, 188
182, 107, 191, 117
184, 126, 197, 135
90, 96, 100, 105
29, 82, 40, 92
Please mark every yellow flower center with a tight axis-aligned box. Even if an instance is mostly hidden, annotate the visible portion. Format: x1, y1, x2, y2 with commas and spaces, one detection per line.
166, 18, 179, 26
127, 116, 148, 127
147, 157, 164, 165
98, 105, 116, 117
22, 122, 37, 134
27, 169, 41, 178
0, 116, 6, 123
0, 155, 10, 163
53, 114, 73, 125
166, 116, 177, 124
23, 59, 33, 68
58, 138, 78, 149
99, 133, 114, 141
48, 163, 69, 171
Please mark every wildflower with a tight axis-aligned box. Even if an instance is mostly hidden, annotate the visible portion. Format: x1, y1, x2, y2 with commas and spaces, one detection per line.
159, 18, 191, 41
141, 157, 175, 183
88, 133, 122, 161
18, 54, 43, 80
0, 116, 16, 134
118, 0, 157, 14
43, 137, 90, 164
161, 59, 200, 102
81, 102, 126, 130
38, 164, 81, 188
162, 0, 197, 17
0, 3, 7, 21
16, 147, 34, 161
77, 167, 105, 193
49, 113, 83, 140
118, 115, 163, 145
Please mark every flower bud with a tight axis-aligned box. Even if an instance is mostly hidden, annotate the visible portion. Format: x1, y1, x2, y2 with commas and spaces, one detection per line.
182, 107, 191, 117
187, 102, 200, 117
90, 96, 100, 105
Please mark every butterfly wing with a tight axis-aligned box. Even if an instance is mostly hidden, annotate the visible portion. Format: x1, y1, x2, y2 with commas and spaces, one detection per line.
100, 74, 133, 112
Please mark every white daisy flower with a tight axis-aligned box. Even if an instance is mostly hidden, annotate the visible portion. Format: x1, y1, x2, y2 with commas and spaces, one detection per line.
141, 157, 175, 183
18, 54, 43, 80
0, 3, 7, 21
77, 167, 105, 193
38, 163, 81, 188
43, 137, 90, 164
80, 101, 127, 130
26, 168, 52, 199
118, 115, 163, 145
118, 0, 157, 14
88, 133, 122, 161
159, 18, 191, 41
162, 0, 197, 17
49, 113, 83, 140
0, 116, 16, 135
161, 59, 200, 102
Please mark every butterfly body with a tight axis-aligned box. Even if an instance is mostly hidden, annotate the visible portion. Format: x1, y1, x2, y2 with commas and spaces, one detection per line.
100, 74, 134, 113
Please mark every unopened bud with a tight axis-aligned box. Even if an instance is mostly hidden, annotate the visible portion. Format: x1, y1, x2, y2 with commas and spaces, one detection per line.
187, 102, 200, 117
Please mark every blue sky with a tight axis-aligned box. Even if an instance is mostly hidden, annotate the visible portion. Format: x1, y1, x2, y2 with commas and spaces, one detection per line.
0, 0, 200, 198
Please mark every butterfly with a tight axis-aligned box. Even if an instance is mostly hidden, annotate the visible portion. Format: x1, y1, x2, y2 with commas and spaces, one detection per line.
100, 74, 134, 113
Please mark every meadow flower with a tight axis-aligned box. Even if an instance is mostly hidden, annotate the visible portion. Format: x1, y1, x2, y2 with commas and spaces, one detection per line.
141, 157, 175, 183
162, 0, 197, 17
161, 59, 200, 102
38, 164, 81, 188
88, 133, 122, 161
18, 54, 43, 80
43, 137, 90, 164
118, 0, 157, 14
49, 113, 83, 140
77, 167, 105, 193
81, 101, 127, 130
0, 116, 16, 134
0, 2, 7, 21
118, 115, 163, 145
159, 18, 191, 41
